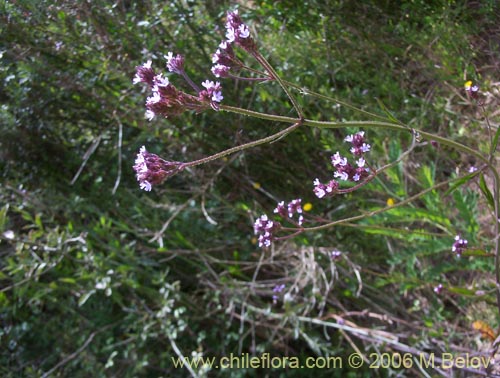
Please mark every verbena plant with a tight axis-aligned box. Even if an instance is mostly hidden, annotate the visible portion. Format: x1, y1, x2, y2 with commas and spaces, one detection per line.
2, 2, 499, 377
132, 9, 500, 376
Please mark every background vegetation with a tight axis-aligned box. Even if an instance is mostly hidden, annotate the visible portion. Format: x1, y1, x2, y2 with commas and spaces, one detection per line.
1, 0, 499, 376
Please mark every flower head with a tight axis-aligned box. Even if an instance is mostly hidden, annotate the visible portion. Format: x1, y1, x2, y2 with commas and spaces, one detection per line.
133, 146, 184, 191
273, 201, 287, 217
199, 80, 223, 110
254, 214, 280, 248
434, 283, 443, 295
345, 131, 371, 156
135, 60, 220, 118
452, 235, 468, 257
211, 63, 231, 78
464, 81, 480, 101
165, 52, 185, 74
133, 60, 156, 86
224, 10, 256, 52
313, 178, 339, 199
272, 284, 286, 304
274, 199, 303, 225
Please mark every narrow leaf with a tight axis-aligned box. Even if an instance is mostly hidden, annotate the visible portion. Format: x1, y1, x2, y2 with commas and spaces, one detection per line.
479, 173, 495, 211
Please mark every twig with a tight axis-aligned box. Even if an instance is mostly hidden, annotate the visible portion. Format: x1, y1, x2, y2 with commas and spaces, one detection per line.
112, 111, 123, 195
70, 135, 102, 185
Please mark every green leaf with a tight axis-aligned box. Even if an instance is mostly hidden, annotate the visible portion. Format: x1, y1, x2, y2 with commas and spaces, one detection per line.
444, 172, 477, 196
59, 277, 77, 284
491, 123, 500, 156
78, 290, 95, 307
375, 98, 402, 124
479, 173, 495, 211
0, 204, 8, 232
447, 287, 478, 296
463, 249, 491, 257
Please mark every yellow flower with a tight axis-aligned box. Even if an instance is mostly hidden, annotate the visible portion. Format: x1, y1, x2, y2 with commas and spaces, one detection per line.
464, 80, 473, 90
303, 202, 313, 212
386, 198, 395, 206
252, 182, 261, 189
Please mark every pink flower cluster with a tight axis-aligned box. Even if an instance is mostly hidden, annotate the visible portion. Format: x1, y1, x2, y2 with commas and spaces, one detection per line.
133, 146, 184, 191
133, 53, 224, 120
273, 199, 304, 226
253, 215, 281, 248
313, 131, 371, 199
272, 284, 285, 304
452, 235, 468, 257
211, 10, 255, 78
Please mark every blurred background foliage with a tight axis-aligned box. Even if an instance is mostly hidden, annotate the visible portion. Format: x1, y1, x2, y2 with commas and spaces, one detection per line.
1, 0, 499, 376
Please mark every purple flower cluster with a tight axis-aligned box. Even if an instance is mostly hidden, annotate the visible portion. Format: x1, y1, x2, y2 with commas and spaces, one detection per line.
313, 131, 371, 198
434, 283, 443, 294
330, 250, 342, 260
211, 41, 237, 78
464, 81, 479, 100
133, 146, 184, 191
272, 284, 285, 304
273, 199, 304, 225
225, 10, 255, 51
254, 215, 280, 248
199, 80, 224, 110
313, 179, 339, 199
211, 10, 255, 78
164, 52, 185, 74
133, 53, 224, 119
452, 235, 468, 257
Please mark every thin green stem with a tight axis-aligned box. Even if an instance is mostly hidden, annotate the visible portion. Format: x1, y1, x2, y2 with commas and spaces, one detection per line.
251, 51, 304, 119
301, 172, 474, 233
284, 80, 395, 122
184, 122, 301, 168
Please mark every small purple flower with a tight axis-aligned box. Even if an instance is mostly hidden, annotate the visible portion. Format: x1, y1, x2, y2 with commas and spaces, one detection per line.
331, 152, 348, 167
211, 90, 223, 103
226, 27, 236, 43
272, 283, 286, 303
133, 146, 184, 191
330, 250, 342, 260
465, 82, 480, 101
145, 110, 155, 121
153, 73, 169, 88
434, 284, 443, 294
334, 170, 350, 181
452, 235, 468, 257
237, 24, 250, 39
164, 52, 185, 74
